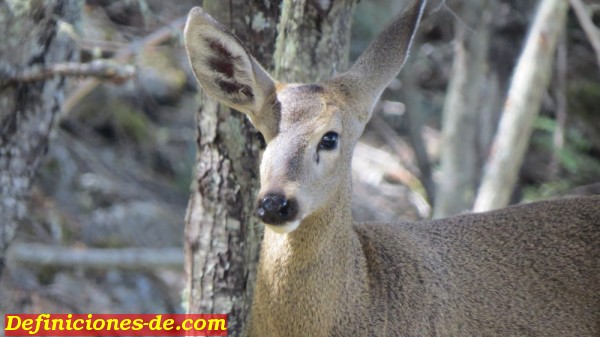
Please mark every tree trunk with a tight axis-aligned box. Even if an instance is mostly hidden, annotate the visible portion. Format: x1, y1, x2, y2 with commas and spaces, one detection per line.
434, 0, 492, 218
182, 1, 279, 336
274, 0, 357, 82
0, 1, 79, 275
474, 0, 568, 212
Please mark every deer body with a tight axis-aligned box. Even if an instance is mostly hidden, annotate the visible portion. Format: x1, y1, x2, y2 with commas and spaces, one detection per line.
184, 1, 600, 336
252, 193, 599, 337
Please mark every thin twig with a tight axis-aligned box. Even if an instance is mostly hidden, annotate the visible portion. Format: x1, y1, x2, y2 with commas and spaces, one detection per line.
432, 0, 474, 33
77, 38, 128, 52
550, 34, 567, 178
0, 60, 135, 89
404, 98, 435, 206
8, 243, 183, 270
569, 0, 600, 71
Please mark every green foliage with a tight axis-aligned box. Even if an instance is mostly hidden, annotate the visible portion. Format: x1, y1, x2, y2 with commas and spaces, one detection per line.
533, 116, 598, 175
568, 80, 600, 121
37, 265, 61, 286
522, 180, 571, 201
526, 115, 600, 201
138, 48, 187, 99
172, 145, 194, 194
351, 0, 398, 61
112, 102, 151, 144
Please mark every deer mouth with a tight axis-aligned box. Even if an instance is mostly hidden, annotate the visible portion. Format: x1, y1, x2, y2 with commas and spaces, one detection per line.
265, 220, 301, 234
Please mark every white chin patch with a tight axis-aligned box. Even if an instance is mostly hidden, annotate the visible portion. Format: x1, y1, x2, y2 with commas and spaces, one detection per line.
266, 220, 301, 234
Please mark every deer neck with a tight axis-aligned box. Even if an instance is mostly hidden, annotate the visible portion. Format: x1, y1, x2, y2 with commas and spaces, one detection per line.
260, 180, 354, 268
253, 179, 367, 335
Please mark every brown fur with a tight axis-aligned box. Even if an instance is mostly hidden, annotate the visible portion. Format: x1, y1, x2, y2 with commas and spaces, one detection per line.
250, 181, 599, 336
184, 1, 600, 336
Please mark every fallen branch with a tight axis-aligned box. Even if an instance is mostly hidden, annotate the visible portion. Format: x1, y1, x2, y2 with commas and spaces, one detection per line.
569, 0, 600, 71
8, 243, 183, 270
0, 60, 135, 89
370, 114, 420, 177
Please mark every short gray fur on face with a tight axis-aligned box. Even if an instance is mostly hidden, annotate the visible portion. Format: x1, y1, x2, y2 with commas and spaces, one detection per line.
256, 83, 345, 230
184, 1, 600, 336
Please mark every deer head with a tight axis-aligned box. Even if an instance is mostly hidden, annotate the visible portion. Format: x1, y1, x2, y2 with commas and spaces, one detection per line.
184, 0, 426, 234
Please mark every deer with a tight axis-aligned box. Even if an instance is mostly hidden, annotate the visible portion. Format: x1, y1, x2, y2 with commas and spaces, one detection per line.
184, 0, 600, 336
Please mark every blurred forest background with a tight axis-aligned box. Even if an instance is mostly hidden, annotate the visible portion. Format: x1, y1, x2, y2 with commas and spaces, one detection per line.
1, 0, 599, 333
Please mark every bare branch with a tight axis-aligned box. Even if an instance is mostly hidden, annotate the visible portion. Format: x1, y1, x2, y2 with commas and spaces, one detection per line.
8, 243, 183, 270
0, 60, 135, 89
62, 16, 187, 114
570, 0, 600, 71
77, 38, 128, 53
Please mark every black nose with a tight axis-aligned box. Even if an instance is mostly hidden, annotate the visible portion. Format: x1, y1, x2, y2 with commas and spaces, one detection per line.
256, 194, 298, 225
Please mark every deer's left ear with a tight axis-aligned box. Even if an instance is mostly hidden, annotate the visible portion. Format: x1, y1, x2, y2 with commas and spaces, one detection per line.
184, 7, 275, 121
330, 0, 426, 121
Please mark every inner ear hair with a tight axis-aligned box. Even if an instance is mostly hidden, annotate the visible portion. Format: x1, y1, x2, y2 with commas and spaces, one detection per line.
184, 7, 276, 120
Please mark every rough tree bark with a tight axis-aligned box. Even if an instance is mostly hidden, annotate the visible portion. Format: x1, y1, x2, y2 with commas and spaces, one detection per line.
182, 1, 279, 336
183, 0, 356, 336
434, 0, 492, 218
274, 0, 357, 82
474, 0, 569, 211
0, 1, 79, 275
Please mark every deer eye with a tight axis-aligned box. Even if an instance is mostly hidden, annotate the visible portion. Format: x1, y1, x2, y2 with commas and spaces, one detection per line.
319, 132, 338, 151
256, 132, 266, 150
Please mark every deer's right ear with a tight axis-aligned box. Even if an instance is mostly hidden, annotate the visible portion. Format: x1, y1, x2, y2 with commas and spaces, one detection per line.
184, 7, 275, 121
